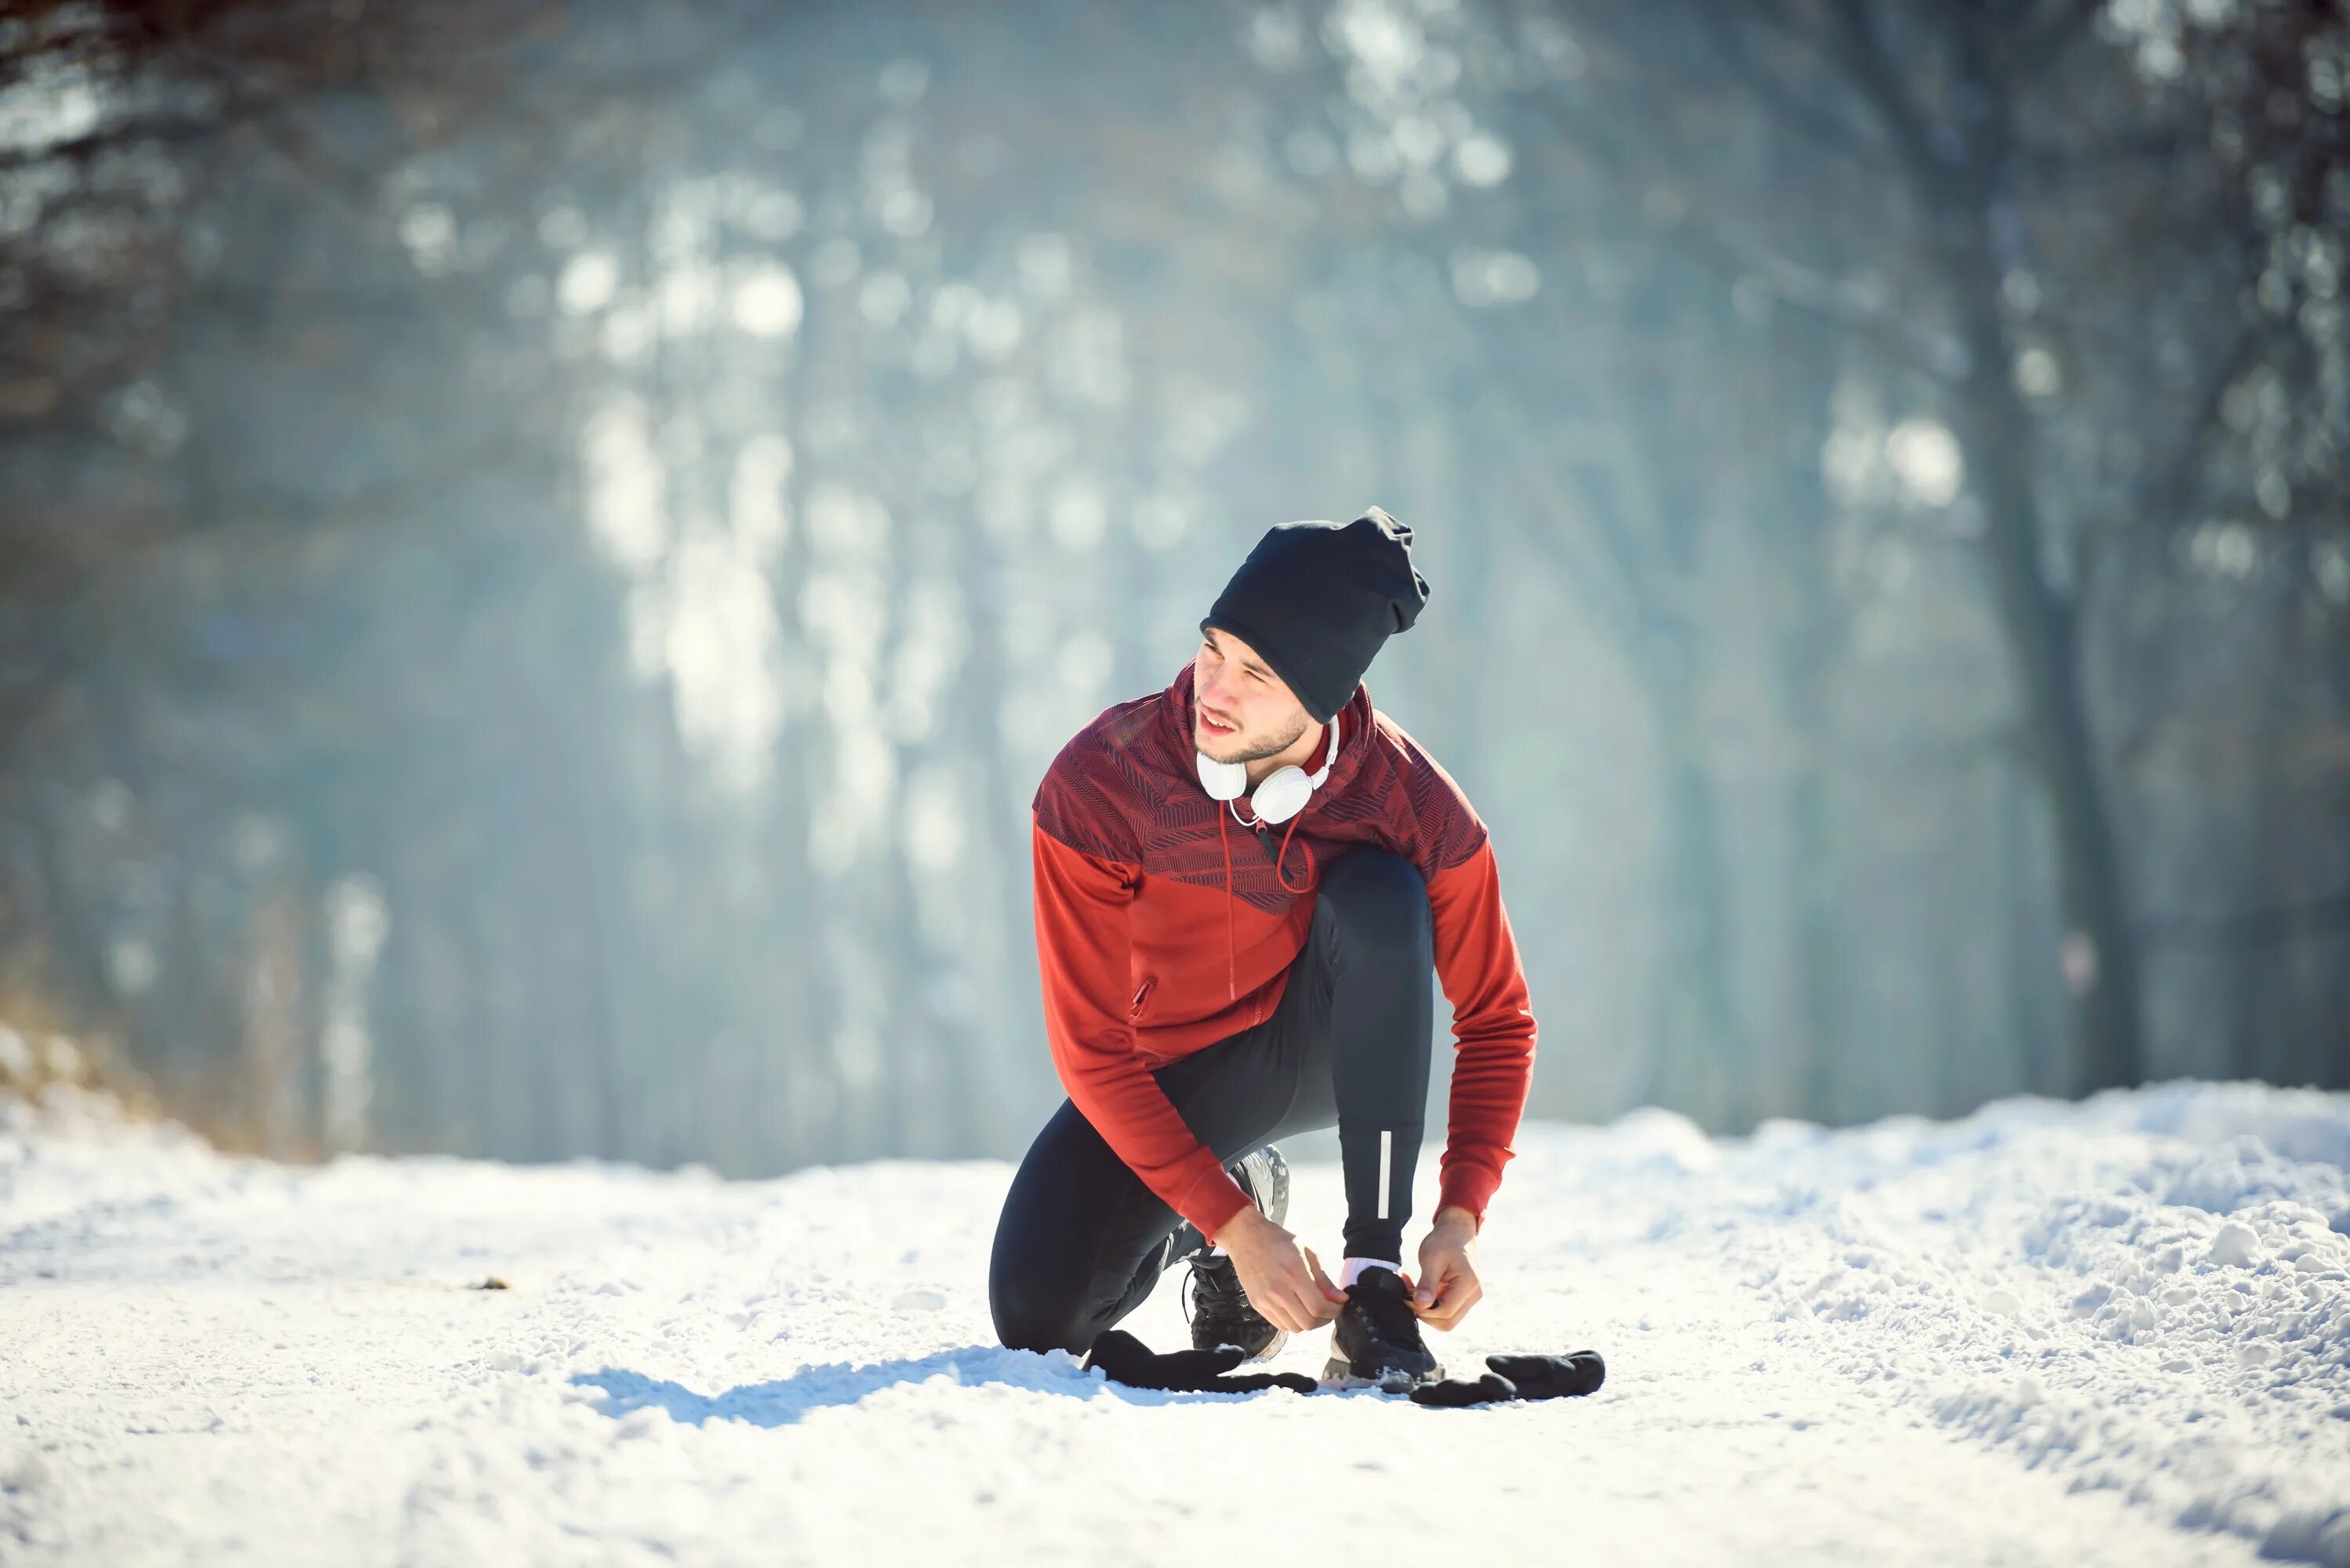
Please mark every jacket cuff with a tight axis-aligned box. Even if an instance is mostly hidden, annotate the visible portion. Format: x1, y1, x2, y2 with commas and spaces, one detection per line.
1437, 1163, 1502, 1231
1177, 1165, 1255, 1245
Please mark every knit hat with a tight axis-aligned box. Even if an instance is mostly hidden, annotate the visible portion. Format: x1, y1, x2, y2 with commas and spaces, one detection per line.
1199, 507, 1430, 723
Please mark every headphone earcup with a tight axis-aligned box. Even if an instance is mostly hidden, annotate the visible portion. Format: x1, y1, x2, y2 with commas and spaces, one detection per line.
1250, 765, 1311, 824
1196, 750, 1247, 801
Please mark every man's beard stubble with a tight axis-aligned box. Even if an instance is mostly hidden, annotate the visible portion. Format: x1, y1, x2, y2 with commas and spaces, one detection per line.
1198, 708, 1311, 766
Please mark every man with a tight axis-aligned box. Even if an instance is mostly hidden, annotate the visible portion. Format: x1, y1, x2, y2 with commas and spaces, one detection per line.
989, 507, 1538, 1390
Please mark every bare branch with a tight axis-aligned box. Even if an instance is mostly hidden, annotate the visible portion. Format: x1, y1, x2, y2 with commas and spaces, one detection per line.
1518, 89, 1968, 380
2143, 317, 2266, 537
1808, 0, 1960, 196
2008, 0, 2108, 81
2139, 891, 2350, 946
2012, 129, 2205, 186
1694, 12, 1895, 172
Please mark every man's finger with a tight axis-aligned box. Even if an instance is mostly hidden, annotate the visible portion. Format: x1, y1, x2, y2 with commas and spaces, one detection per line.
1269, 1285, 1307, 1331
1261, 1263, 1319, 1331
1304, 1246, 1346, 1305
1417, 1273, 1477, 1321
1424, 1279, 1483, 1330
1242, 1277, 1300, 1335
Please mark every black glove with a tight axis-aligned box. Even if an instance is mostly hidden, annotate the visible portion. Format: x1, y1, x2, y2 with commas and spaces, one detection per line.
1083, 1328, 1318, 1395
1488, 1350, 1606, 1398
1408, 1350, 1607, 1407
1408, 1371, 1518, 1407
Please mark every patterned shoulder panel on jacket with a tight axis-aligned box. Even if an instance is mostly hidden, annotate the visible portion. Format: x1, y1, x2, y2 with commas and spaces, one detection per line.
1319, 710, 1491, 876
1031, 692, 1160, 865
1033, 685, 1490, 904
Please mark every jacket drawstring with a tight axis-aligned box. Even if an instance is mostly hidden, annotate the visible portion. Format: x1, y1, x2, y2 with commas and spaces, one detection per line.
1220, 797, 1318, 1005
1272, 811, 1314, 894
1213, 717, 1333, 1003
1218, 810, 1237, 1001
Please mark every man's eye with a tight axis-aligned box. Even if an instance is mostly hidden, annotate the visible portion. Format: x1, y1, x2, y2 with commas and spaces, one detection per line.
1246, 668, 1266, 683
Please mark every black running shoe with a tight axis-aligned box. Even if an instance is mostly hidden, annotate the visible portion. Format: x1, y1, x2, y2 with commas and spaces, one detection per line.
1322, 1264, 1444, 1391
1182, 1144, 1289, 1361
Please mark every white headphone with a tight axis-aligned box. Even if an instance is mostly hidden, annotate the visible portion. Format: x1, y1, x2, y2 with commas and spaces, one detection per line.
1195, 713, 1341, 826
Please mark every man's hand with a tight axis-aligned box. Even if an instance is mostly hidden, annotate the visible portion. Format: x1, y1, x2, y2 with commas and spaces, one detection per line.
1214, 1208, 1347, 1334
1408, 1205, 1484, 1331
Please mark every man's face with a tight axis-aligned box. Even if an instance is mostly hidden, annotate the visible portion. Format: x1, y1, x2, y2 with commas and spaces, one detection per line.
1193, 627, 1313, 764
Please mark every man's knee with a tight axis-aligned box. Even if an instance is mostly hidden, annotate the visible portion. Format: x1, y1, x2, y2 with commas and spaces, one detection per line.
1318, 848, 1432, 960
989, 1104, 1161, 1357
989, 1196, 1084, 1353
989, 1269, 1090, 1357
989, 1179, 1103, 1356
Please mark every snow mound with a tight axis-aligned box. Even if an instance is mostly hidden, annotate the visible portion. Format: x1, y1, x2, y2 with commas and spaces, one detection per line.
1694, 1081, 2350, 1566
2, 1078, 2345, 1566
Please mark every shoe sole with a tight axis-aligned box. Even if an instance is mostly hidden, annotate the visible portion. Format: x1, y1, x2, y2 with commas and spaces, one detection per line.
1204, 1328, 1290, 1362
1319, 1353, 1445, 1393
1233, 1145, 1289, 1230
1191, 1146, 1290, 1363
1190, 1145, 1295, 1362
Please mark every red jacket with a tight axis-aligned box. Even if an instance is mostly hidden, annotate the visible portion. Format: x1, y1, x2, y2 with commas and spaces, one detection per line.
1030, 659, 1537, 1245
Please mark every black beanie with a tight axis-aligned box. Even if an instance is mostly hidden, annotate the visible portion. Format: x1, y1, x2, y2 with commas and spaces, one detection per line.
1199, 507, 1430, 723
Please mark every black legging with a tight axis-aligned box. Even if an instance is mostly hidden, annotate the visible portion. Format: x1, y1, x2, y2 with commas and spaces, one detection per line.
991, 847, 1436, 1356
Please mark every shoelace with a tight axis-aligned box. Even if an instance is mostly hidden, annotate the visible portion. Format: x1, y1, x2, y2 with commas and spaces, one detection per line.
1346, 1275, 1428, 1350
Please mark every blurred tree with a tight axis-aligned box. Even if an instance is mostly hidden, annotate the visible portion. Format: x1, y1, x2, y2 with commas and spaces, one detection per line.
1530, 0, 2347, 1095
1, 0, 2341, 1169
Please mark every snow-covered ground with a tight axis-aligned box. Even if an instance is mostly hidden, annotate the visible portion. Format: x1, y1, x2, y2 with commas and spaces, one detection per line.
4, 1080, 2347, 1567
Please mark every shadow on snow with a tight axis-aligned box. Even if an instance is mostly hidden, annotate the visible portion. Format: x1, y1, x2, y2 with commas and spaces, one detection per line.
572, 1344, 1325, 1425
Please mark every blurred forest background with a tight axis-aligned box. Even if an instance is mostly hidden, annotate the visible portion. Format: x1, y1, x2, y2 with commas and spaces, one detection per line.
1, 0, 2345, 1174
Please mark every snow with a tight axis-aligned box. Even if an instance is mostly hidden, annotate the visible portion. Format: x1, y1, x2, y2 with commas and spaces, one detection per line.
4, 1079, 2348, 1566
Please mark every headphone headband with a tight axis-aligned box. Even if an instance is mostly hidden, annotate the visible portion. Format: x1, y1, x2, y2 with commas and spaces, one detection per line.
1195, 713, 1340, 826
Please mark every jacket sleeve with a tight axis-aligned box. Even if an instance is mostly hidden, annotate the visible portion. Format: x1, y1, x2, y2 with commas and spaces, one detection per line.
1423, 837, 1537, 1228
1030, 815, 1254, 1241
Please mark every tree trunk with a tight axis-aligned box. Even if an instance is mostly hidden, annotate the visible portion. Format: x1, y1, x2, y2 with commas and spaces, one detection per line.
1940, 212, 2146, 1094
1645, 658, 1748, 1133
